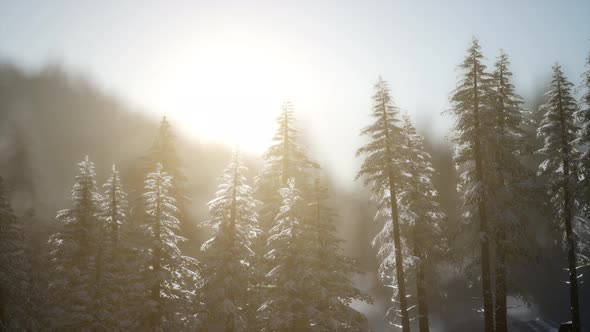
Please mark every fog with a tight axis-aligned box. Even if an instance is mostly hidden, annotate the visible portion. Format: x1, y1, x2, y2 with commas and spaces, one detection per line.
0, 61, 587, 330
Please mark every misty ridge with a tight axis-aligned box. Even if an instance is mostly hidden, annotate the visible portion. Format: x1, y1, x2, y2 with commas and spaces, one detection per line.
0, 36, 589, 332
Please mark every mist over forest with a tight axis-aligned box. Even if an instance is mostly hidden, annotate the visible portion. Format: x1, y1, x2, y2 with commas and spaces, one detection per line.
1, 45, 589, 331
1, 1, 590, 332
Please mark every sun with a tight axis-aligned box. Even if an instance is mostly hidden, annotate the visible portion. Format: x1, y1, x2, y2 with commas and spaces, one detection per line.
142, 30, 310, 154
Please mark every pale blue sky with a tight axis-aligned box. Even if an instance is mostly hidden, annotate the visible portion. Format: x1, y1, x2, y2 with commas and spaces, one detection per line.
1, 0, 588, 186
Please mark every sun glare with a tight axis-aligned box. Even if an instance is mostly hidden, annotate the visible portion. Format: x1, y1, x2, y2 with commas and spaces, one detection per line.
143, 31, 311, 153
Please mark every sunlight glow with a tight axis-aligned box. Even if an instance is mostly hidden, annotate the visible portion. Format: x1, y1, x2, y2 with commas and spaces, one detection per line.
142, 30, 312, 153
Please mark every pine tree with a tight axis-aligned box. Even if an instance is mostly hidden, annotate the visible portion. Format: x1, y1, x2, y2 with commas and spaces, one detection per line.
255, 102, 318, 233
257, 178, 315, 331
142, 117, 191, 239
47, 156, 103, 329
488, 50, 537, 332
399, 116, 446, 332
254, 102, 318, 327
98, 165, 144, 329
448, 38, 495, 332
578, 50, 590, 215
355, 76, 410, 331
0, 177, 34, 330
537, 63, 582, 332
309, 178, 371, 331
142, 163, 199, 330
201, 149, 259, 332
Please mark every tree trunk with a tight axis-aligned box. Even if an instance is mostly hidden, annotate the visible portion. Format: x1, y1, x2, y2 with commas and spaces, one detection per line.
473, 56, 495, 332
413, 227, 430, 332
388, 173, 410, 332
494, 65, 508, 332
557, 77, 581, 332
494, 227, 507, 332
379, 86, 410, 332
564, 179, 581, 332
151, 180, 162, 329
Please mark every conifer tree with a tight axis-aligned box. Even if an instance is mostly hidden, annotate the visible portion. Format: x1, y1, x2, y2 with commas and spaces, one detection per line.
257, 178, 315, 331
537, 64, 582, 332
0, 177, 34, 330
142, 163, 199, 330
254, 102, 318, 326
47, 156, 103, 329
309, 178, 371, 331
201, 149, 259, 332
98, 165, 144, 329
256, 102, 318, 232
489, 50, 535, 332
143, 117, 190, 237
448, 38, 495, 332
399, 116, 445, 332
578, 50, 590, 215
356, 77, 410, 331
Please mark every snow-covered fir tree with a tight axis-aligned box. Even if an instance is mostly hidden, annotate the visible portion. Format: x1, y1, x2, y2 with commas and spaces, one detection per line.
47, 156, 104, 330
0, 177, 34, 330
142, 163, 199, 330
448, 37, 495, 332
308, 178, 371, 331
488, 50, 537, 332
578, 50, 590, 216
142, 117, 191, 239
537, 63, 582, 332
398, 115, 446, 332
98, 164, 146, 329
253, 102, 319, 326
200, 149, 259, 332
255, 102, 318, 233
355, 76, 411, 331
257, 178, 316, 331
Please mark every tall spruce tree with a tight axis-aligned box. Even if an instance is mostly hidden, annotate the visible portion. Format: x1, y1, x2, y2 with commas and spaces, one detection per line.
489, 50, 535, 332
356, 77, 410, 331
201, 150, 259, 332
255, 102, 318, 232
448, 38, 495, 332
142, 163, 199, 330
308, 178, 371, 331
257, 178, 316, 331
578, 50, 590, 215
47, 156, 103, 329
0, 177, 34, 330
254, 102, 318, 327
399, 115, 446, 332
98, 165, 144, 329
537, 63, 582, 332
143, 117, 190, 238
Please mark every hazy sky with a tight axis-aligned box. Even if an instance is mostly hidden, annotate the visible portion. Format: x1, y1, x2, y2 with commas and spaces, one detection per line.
1, 0, 588, 187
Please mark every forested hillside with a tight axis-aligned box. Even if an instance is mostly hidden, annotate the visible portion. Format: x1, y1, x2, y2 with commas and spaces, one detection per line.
0, 36, 589, 331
